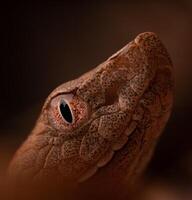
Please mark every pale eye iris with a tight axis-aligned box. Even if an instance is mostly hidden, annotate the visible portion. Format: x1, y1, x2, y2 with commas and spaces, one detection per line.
59, 100, 73, 123
47, 94, 88, 131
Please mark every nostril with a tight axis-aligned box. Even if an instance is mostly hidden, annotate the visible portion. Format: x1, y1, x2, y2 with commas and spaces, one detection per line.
105, 87, 119, 106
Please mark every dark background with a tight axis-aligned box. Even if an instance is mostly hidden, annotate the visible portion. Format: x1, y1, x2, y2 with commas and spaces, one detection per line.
0, 1, 192, 186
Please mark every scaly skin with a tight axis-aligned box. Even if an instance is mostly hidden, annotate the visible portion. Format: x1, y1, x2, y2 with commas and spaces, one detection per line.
8, 32, 174, 187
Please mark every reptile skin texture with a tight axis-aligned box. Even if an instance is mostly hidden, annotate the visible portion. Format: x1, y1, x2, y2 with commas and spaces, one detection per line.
8, 32, 174, 191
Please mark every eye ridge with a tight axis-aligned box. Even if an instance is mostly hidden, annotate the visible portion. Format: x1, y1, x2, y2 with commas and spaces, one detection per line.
59, 99, 73, 124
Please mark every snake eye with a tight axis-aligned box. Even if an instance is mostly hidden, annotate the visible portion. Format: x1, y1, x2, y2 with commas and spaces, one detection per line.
47, 94, 89, 131
59, 100, 73, 123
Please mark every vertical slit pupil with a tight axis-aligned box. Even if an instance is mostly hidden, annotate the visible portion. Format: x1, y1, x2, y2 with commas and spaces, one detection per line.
59, 100, 73, 123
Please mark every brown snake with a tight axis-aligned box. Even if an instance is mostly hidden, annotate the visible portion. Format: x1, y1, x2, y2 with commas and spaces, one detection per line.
8, 32, 174, 193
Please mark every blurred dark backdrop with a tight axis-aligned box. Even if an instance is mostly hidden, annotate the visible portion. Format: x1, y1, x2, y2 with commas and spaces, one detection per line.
0, 1, 192, 185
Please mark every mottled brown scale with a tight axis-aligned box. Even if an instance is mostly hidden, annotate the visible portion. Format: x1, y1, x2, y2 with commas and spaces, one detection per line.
35, 145, 52, 172
61, 139, 81, 159
43, 146, 61, 169
91, 104, 119, 119
8, 32, 174, 188
98, 112, 130, 140
80, 131, 109, 162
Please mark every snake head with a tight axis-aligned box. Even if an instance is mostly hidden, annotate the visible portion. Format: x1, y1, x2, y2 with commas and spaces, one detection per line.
8, 32, 174, 185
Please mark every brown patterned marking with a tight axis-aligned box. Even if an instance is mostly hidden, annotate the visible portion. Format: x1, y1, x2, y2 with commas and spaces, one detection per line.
8, 32, 173, 187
